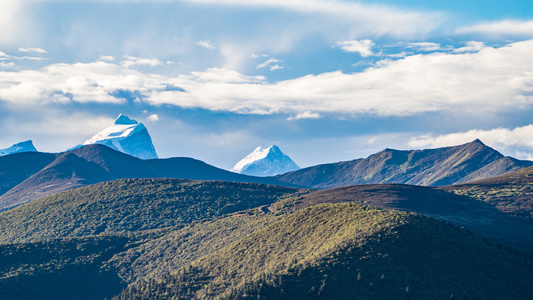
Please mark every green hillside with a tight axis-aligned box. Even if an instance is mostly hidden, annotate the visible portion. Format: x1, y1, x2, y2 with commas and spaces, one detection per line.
0, 236, 130, 300
1, 178, 532, 300
115, 203, 533, 300
0, 178, 301, 243
442, 166, 533, 219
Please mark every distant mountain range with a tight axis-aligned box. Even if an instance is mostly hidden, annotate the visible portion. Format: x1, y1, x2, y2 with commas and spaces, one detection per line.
1, 136, 532, 212
0, 144, 299, 211
231, 145, 300, 176
275, 139, 533, 188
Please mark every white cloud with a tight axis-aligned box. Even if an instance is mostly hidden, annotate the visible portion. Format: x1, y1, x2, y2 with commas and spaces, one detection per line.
19, 47, 47, 53
122, 55, 163, 67
406, 42, 442, 51
0, 2, 25, 44
147, 114, 160, 122
1, 40, 533, 118
334, 40, 375, 57
256, 58, 281, 69
453, 41, 485, 53
269, 64, 283, 71
456, 19, 533, 38
0, 62, 15, 68
19, 56, 47, 61
196, 40, 216, 49
98, 55, 115, 61
287, 111, 321, 121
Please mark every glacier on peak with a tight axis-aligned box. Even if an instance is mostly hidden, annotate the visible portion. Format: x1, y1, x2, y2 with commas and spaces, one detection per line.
0, 140, 38, 156
82, 114, 158, 160
231, 145, 300, 177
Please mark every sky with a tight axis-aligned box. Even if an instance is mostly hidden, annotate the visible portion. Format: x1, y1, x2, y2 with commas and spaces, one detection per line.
1, 0, 533, 169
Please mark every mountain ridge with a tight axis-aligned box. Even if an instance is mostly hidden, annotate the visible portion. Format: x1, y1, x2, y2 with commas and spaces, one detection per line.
0, 144, 302, 210
275, 139, 533, 188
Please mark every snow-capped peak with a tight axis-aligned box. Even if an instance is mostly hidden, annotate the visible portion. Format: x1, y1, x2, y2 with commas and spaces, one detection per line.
231, 145, 300, 177
0, 140, 38, 156
114, 114, 138, 125
82, 114, 158, 159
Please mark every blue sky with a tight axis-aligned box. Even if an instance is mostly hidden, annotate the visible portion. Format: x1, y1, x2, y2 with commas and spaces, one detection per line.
1, 0, 533, 169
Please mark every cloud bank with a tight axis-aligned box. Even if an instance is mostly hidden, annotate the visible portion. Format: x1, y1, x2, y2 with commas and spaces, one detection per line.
1, 40, 532, 117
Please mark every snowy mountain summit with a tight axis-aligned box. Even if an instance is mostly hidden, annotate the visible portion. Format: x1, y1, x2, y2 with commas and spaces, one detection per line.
83, 114, 158, 159
0, 140, 37, 156
231, 145, 300, 177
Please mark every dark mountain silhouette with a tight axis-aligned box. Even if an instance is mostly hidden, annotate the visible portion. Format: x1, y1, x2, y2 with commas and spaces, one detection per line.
0, 144, 301, 210
275, 139, 532, 188
0, 151, 56, 199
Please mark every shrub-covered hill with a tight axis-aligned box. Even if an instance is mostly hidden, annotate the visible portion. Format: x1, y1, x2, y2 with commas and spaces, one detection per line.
287, 184, 533, 255
441, 165, 533, 219
0, 236, 130, 300
115, 203, 533, 300
0, 178, 302, 243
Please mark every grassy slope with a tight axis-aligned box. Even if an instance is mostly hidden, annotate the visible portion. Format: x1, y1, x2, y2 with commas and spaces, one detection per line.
0, 179, 303, 299
116, 203, 533, 300
0, 178, 301, 243
291, 184, 533, 255
442, 165, 533, 219
1, 177, 533, 299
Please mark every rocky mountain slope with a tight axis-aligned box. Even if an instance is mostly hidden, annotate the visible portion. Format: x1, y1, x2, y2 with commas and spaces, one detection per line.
275, 139, 532, 188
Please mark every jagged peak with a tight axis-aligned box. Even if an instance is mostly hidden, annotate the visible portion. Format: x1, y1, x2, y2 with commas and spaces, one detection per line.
231, 145, 299, 176
114, 114, 138, 125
